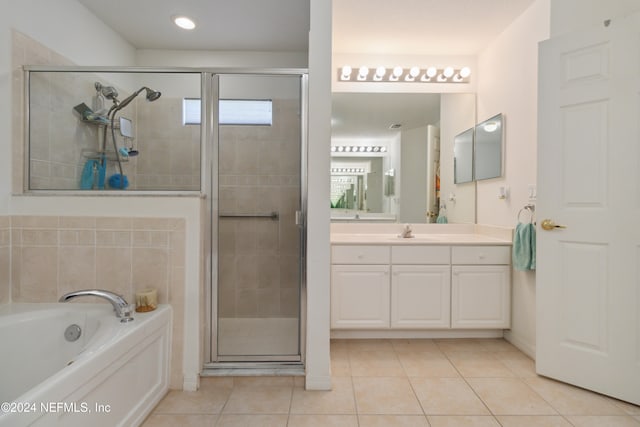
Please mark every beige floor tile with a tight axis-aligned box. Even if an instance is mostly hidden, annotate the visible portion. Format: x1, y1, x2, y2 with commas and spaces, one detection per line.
352, 377, 423, 415
331, 351, 352, 377
232, 376, 294, 387
477, 339, 519, 352
427, 415, 501, 426
467, 378, 557, 415
410, 377, 490, 415
287, 414, 358, 427
447, 351, 515, 378
391, 339, 441, 354
635, 415, 640, 422
141, 414, 216, 426
495, 415, 573, 426
347, 339, 394, 352
524, 377, 627, 416
330, 339, 350, 352
610, 399, 640, 415
153, 387, 231, 414
290, 376, 356, 414
358, 414, 430, 426
492, 352, 538, 378
223, 386, 292, 414
435, 339, 492, 355
398, 351, 461, 378
566, 415, 640, 426
216, 414, 288, 427
349, 350, 406, 377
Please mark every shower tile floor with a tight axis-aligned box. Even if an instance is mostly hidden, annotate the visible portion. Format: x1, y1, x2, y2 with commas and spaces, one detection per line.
142, 338, 640, 427
217, 318, 299, 356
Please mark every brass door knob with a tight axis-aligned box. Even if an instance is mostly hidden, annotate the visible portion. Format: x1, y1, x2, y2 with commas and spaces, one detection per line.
541, 219, 567, 231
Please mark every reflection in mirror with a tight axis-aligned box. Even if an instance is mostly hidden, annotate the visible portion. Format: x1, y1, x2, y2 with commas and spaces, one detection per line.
454, 128, 474, 184
474, 113, 503, 181
331, 92, 476, 223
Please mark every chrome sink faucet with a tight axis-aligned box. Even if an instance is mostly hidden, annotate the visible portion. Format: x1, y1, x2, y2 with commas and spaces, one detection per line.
59, 289, 134, 323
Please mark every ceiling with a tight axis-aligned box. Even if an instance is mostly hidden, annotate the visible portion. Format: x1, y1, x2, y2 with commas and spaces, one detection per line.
332, 93, 441, 140
76, 0, 310, 51
76, 0, 535, 140
333, 0, 536, 55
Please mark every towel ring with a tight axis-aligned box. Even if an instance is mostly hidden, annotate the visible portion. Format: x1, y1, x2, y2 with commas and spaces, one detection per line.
517, 205, 535, 224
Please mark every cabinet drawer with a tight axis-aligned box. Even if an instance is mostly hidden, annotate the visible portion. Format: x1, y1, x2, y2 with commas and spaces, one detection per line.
452, 246, 511, 265
332, 245, 390, 264
391, 245, 450, 264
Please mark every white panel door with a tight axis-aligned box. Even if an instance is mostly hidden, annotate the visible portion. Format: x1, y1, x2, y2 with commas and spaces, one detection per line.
537, 13, 640, 405
330, 265, 390, 329
391, 265, 450, 328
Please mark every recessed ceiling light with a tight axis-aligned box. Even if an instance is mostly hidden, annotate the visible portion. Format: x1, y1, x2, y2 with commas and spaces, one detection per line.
173, 15, 196, 30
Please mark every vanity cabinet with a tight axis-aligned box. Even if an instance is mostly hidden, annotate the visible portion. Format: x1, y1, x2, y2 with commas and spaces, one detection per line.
331, 242, 511, 332
331, 246, 390, 328
451, 246, 511, 329
391, 245, 450, 329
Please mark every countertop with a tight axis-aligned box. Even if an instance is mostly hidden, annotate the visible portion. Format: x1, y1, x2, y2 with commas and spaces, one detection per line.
331, 233, 512, 246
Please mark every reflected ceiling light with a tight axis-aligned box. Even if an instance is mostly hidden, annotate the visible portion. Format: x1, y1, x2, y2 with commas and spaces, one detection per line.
483, 122, 499, 132
331, 146, 337, 152
344, 146, 352, 152
374, 66, 386, 81
366, 146, 373, 152
380, 147, 387, 152
337, 146, 344, 152
359, 146, 366, 152
331, 145, 387, 154
340, 65, 352, 81
373, 147, 380, 152
173, 15, 196, 30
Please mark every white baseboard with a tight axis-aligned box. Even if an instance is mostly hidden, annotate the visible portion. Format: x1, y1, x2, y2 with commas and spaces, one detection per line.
304, 375, 332, 390
504, 331, 536, 359
330, 329, 504, 339
183, 373, 200, 391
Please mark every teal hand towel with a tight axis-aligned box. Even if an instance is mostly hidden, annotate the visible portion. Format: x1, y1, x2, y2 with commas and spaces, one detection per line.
436, 214, 448, 224
513, 222, 534, 270
80, 159, 97, 190
530, 225, 536, 270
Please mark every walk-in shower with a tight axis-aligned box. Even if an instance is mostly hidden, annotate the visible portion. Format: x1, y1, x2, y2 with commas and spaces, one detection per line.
24, 67, 308, 373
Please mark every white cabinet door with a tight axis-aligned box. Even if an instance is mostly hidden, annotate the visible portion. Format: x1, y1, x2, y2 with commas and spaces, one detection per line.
451, 265, 510, 329
391, 265, 450, 329
331, 265, 390, 329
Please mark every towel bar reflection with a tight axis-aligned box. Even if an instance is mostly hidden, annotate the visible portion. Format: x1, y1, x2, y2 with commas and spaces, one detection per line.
219, 212, 279, 220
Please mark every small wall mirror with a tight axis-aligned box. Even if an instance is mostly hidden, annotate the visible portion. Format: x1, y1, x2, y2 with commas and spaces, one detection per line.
454, 128, 474, 184
119, 117, 133, 138
474, 113, 503, 180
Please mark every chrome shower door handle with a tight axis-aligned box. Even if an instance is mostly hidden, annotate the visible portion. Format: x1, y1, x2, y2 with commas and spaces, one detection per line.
295, 210, 305, 227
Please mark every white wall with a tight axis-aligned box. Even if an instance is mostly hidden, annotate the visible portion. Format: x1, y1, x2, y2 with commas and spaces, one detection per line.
550, 0, 640, 37
476, 0, 551, 357
0, 0, 136, 214
305, 0, 332, 390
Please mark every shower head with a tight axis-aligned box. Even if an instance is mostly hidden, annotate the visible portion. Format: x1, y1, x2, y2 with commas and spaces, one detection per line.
111, 86, 162, 113
95, 82, 119, 101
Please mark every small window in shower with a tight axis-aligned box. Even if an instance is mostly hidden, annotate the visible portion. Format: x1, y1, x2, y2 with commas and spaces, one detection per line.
182, 98, 273, 126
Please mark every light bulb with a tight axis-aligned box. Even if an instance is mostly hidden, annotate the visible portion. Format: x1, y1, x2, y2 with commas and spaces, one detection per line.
173, 16, 196, 30
374, 66, 386, 81
443, 67, 454, 78
426, 67, 437, 78
331, 146, 336, 152
459, 67, 471, 78
341, 65, 352, 81
358, 66, 369, 80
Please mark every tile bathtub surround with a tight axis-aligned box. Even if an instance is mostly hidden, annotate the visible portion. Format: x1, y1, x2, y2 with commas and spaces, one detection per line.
0, 216, 10, 304
142, 339, 640, 427
10, 215, 186, 389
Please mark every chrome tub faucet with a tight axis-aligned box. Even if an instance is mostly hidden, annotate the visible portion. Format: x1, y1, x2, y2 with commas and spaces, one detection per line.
59, 289, 134, 323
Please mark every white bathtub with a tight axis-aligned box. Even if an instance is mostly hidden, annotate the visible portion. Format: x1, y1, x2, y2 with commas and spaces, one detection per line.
0, 303, 171, 427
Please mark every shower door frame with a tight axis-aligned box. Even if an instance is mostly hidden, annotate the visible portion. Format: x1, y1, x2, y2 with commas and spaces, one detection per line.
203, 70, 308, 368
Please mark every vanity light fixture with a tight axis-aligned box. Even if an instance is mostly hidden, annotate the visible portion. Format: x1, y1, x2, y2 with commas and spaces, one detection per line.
339, 65, 470, 83
331, 167, 365, 174
173, 15, 196, 30
331, 145, 387, 154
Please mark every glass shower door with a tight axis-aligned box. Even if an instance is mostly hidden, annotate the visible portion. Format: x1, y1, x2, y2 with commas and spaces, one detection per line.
215, 74, 303, 361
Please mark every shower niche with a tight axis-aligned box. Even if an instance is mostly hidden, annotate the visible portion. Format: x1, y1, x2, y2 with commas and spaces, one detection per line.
25, 69, 202, 191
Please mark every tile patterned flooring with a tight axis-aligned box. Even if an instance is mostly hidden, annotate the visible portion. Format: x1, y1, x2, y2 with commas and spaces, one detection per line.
142, 339, 640, 426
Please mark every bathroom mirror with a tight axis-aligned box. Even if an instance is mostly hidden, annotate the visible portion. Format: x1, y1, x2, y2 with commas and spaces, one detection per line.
454, 128, 474, 184
474, 113, 503, 181
331, 92, 476, 223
